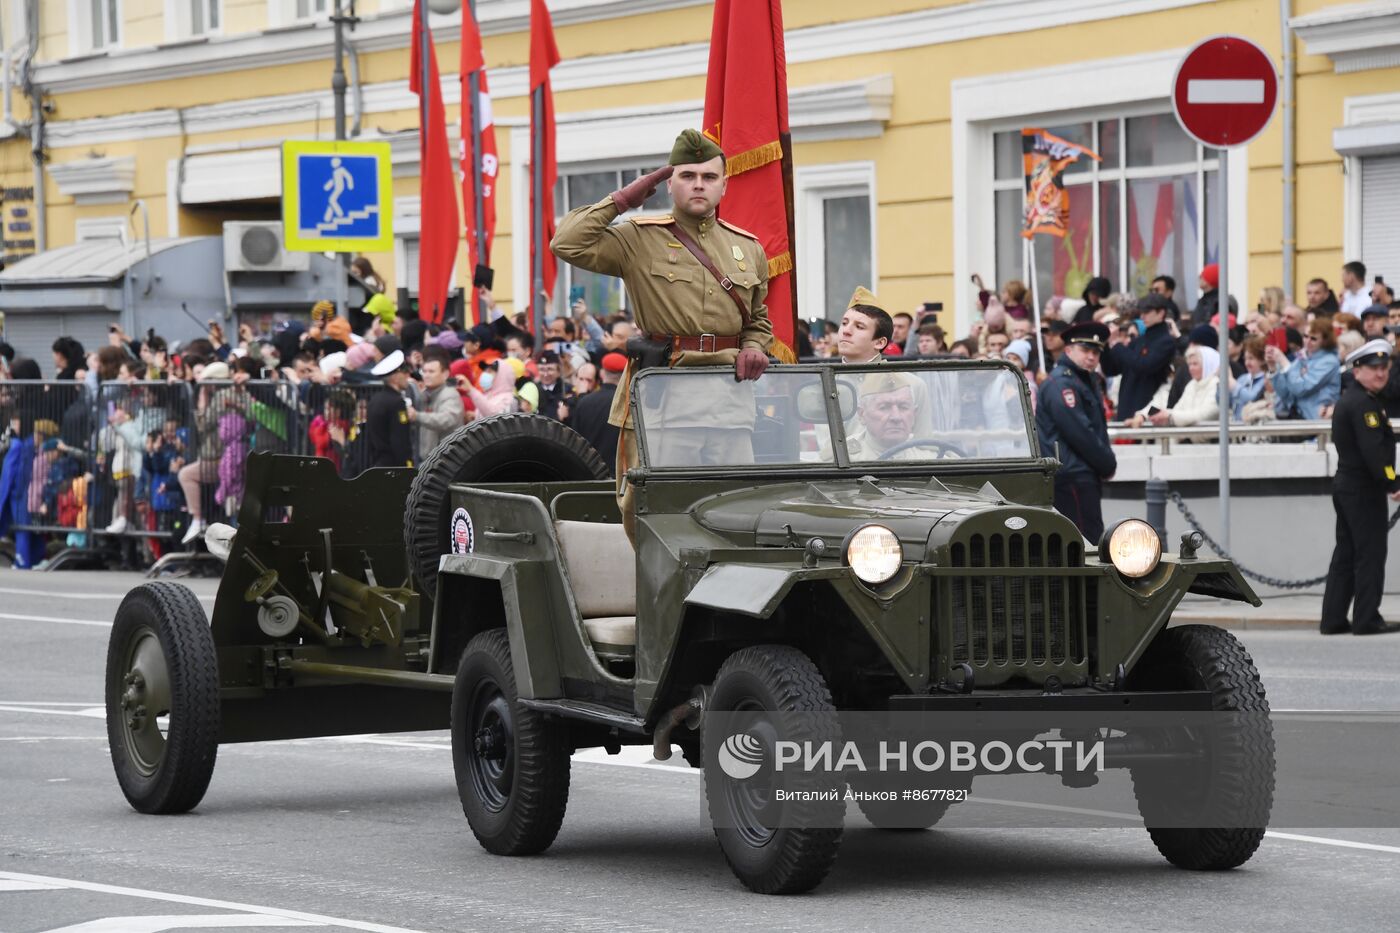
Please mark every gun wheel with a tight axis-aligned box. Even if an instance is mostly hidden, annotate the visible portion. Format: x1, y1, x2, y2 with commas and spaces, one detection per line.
704, 645, 844, 895
105, 582, 220, 814
1128, 624, 1275, 870
452, 629, 570, 855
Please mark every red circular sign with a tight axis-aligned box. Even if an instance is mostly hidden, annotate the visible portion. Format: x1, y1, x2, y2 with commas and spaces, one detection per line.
1172, 36, 1278, 148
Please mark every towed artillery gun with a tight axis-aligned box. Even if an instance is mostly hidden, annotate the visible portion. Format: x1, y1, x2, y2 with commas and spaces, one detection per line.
106, 360, 1273, 894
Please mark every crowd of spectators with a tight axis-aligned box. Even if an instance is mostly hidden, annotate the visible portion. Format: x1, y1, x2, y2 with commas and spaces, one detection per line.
2, 251, 1397, 569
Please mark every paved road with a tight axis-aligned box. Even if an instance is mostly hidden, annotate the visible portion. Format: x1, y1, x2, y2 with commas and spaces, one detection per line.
2, 569, 1398, 933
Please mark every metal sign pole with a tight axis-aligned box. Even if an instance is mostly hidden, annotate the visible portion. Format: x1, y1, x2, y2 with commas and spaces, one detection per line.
468, 0, 487, 325
332, 0, 350, 321
531, 86, 545, 339
1217, 148, 1230, 555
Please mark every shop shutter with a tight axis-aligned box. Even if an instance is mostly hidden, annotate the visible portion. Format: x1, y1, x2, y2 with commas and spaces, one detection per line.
0, 311, 116, 377
1361, 154, 1400, 284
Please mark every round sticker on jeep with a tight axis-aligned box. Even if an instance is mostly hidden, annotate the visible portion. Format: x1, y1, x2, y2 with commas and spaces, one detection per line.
450, 508, 475, 554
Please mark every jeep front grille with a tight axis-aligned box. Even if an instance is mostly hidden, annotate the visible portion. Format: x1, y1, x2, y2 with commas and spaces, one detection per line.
946, 532, 1090, 670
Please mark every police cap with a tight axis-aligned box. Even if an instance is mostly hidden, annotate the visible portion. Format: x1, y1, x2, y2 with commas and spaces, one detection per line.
1062, 322, 1110, 351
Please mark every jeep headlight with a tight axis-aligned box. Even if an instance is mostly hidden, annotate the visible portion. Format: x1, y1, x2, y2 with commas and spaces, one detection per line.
1101, 519, 1162, 578
846, 524, 902, 585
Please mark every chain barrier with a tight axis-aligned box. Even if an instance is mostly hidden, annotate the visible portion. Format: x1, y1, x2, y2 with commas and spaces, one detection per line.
1168, 490, 1400, 589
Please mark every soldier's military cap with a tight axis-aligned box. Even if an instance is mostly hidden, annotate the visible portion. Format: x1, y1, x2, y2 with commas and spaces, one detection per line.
1360, 303, 1389, 319
1345, 338, 1392, 369
858, 370, 921, 398
1062, 321, 1110, 351
848, 286, 883, 311
669, 129, 725, 166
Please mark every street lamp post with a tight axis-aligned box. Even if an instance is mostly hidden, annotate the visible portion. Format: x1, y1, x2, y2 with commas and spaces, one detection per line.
331, 0, 359, 320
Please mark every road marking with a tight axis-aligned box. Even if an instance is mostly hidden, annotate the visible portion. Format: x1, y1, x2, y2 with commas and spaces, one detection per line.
39, 915, 319, 932
1187, 78, 1265, 104
0, 586, 215, 602
0, 878, 64, 891
0, 871, 430, 933
0, 704, 106, 719
0, 736, 106, 742
0, 612, 111, 628
1266, 832, 1400, 855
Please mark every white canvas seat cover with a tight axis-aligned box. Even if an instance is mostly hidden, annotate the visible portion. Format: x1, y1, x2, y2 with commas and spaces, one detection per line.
554, 520, 636, 651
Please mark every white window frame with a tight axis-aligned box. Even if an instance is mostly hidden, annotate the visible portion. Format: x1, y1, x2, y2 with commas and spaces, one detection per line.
393, 195, 421, 297
68, 0, 122, 55
988, 110, 1221, 308
1341, 91, 1400, 265
75, 215, 129, 243
794, 161, 877, 323
165, 0, 222, 41
268, 0, 327, 28
951, 49, 1247, 339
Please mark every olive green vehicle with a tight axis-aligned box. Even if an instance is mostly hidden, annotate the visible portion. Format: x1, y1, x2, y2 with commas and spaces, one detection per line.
106, 360, 1272, 895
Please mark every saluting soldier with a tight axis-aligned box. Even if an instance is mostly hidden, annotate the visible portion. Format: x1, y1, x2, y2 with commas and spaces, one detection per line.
1036, 322, 1117, 542
1321, 339, 1400, 636
551, 129, 774, 541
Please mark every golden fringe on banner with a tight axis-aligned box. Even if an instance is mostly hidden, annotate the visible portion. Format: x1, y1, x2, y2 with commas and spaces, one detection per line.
725, 140, 782, 176
770, 339, 797, 364
767, 251, 793, 278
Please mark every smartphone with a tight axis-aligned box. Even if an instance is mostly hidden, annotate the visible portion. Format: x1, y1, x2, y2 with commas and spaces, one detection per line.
1266, 326, 1289, 354
922, 302, 943, 312
569, 286, 585, 305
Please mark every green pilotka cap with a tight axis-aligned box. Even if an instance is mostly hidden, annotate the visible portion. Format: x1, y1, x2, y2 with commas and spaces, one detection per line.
669, 129, 725, 166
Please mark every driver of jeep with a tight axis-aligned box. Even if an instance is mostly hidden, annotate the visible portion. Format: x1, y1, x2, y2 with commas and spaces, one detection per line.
847, 371, 933, 460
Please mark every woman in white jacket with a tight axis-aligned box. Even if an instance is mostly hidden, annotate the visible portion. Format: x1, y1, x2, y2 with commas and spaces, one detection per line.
1125, 345, 1219, 428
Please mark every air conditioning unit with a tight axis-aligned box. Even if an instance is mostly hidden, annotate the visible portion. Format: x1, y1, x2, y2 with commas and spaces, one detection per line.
223, 222, 310, 273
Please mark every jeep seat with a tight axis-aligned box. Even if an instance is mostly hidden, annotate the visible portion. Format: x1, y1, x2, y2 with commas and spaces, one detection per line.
554, 520, 636, 659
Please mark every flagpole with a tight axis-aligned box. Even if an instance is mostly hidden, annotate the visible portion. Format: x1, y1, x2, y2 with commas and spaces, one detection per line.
418, 0, 433, 321
467, 0, 487, 325
531, 86, 545, 340
332, 0, 352, 322
780, 130, 798, 329
1028, 240, 1047, 379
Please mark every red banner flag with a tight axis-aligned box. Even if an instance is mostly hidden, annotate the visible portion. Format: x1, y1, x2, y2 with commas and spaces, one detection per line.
1021, 128, 1100, 239
411, 0, 460, 325
528, 0, 560, 336
702, 0, 796, 349
461, 0, 499, 320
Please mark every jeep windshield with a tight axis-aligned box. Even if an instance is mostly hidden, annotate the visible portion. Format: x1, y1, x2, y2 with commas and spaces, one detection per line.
632, 362, 1036, 470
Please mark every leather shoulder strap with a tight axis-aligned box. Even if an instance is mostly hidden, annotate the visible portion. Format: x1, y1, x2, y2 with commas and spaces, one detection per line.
664, 222, 751, 328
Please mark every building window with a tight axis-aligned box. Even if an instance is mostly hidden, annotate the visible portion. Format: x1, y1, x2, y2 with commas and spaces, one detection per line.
191, 0, 219, 34
78, 0, 121, 52
551, 166, 670, 318
399, 236, 421, 296
795, 163, 876, 323
1359, 154, 1400, 287
295, 0, 327, 20
992, 113, 1220, 312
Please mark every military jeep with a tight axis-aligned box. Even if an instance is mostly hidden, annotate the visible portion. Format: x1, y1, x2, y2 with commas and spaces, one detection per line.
105, 360, 1272, 895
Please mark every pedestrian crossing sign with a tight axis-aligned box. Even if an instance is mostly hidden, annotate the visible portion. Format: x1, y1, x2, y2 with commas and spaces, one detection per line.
281, 140, 393, 252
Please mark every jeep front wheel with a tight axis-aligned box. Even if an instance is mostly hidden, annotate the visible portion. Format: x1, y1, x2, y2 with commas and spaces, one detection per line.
1127, 624, 1275, 870
703, 645, 844, 895
451, 629, 570, 855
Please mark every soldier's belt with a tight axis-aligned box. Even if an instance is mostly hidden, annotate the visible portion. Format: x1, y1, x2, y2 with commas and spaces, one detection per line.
645, 332, 741, 353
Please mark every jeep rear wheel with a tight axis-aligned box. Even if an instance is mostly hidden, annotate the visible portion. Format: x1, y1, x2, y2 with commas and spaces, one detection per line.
406, 414, 609, 598
105, 582, 220, 814
451, 629, 570, 855
1127, 624, 1275, 870
704, 645, 844, 895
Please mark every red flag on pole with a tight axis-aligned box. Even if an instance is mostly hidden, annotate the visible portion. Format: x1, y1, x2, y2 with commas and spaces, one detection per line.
702, 0, 796, 349
460, 2, 498, 298
410, 0, 460, 325
529, 0, 560, 336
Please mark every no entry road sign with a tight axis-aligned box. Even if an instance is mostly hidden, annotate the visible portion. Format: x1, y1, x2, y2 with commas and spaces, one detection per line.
1172, 36, 1278, 148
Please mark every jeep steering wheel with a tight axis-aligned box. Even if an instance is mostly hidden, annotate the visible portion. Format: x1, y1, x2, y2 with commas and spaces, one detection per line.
876, 436, 971, 461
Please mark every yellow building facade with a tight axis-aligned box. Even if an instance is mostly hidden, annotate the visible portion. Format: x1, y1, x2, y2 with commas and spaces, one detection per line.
0, 0, 1397, 342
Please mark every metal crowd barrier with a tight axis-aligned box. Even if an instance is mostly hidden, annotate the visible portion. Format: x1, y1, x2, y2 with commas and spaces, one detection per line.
0, 376, 431, 569
1107, 418, 1400, 454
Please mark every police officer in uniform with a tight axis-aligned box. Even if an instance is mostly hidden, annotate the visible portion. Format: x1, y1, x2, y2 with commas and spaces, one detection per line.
551, 129, 774, 541
1321, 339, 1400, 635
1036, 322, 1117, 542
366, 350, 414, 468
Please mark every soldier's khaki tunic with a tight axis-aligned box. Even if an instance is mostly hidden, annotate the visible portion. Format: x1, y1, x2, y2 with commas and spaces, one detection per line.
551, 196, 774, 539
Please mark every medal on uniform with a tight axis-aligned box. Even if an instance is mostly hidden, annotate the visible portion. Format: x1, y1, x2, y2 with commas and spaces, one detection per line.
731, 245, 744, 261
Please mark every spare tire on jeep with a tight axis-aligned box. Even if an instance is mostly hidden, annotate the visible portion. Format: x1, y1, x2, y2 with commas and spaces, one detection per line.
405, 413, 610, 597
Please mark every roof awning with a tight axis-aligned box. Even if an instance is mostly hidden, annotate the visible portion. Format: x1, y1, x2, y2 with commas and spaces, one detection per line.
0, 237, 203, 285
